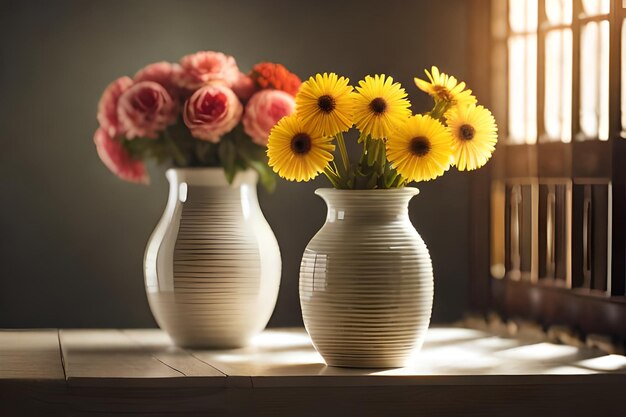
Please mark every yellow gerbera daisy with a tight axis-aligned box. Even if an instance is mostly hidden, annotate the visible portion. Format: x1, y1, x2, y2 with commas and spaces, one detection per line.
446, 104, 498, 171
267, 115, 335, 182
352, 74, 411, 140
295, 72, 354, 137
386, 114, 453, 182
414, 66, 476, 108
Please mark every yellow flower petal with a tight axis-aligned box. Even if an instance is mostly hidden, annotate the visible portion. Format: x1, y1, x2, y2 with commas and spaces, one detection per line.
414, 66, 477, 109
267, 114, 335, 182
295, 72, 354, 137
386, 114, 454, 182
353, 74, 411, 140
446, 104, 498, 171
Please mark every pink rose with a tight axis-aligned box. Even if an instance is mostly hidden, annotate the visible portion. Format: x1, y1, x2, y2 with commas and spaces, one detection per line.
176, 51, 239, 90
232, 71, 258, 102
94, 128, 148, 184
134, 61, 184, 101
243, 90, 295, 146
183, 84, 242, 142
117, 81, 177, 139
97, 76, 133, 137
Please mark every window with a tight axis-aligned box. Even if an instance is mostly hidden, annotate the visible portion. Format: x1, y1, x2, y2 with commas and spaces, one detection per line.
473, 0, 626, 339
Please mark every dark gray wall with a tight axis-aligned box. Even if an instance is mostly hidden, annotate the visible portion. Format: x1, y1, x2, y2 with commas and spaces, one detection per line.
0, 0, 471, 328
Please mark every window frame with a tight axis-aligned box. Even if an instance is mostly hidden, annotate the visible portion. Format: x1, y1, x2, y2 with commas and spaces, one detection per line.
468, 0, 626, 339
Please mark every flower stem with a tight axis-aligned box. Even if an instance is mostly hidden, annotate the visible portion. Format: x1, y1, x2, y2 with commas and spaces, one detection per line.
359, 135, 368, 163
163, 129, 187, 166
366, 136, 379, 166
326, 162, 339, 177
323, 166, 341, 188
429, 99, 452, 121
330, 160, 339, 175
335, 132, 350, 174
377, 139, 386, 175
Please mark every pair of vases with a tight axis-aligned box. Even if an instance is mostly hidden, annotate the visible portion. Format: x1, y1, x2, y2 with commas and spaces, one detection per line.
144, 168, 434, 368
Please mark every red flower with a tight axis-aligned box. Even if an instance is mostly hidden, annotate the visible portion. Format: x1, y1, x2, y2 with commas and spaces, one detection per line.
232, 71, 258, 102
183, 84, 242, 142
134, 61, 184, 101
243, 89, 295, 146
250, 62, 301, 96
97, 76, 133, 138
94, 128, 148, 184
117, 81, 177, 139
176, 51, 239, 90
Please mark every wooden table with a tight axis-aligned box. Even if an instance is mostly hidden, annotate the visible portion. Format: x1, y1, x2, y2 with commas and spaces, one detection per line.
1, 327, 625, 416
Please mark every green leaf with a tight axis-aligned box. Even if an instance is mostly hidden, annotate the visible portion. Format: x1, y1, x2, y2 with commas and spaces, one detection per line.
253, 161, 278, 193
384, 168, 399, 189
392, 174, 408, 188
366, 171, 379, 189
366, 139, 379, 166
218, 138, 238, 183
195, 141, 218, 165
233, 135, 278, 192
122, 137, 154, 158
235, 137, 262, 160
377, 142, 386, 176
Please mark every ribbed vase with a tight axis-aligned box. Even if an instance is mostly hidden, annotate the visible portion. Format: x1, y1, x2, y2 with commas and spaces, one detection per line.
144, 168, 281, 349
300, 188, 433, 368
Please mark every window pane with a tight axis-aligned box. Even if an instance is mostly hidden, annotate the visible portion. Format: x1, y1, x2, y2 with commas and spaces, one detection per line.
581, 0, 610, 16
509, 35, 537, 143
509, 0, 538, 33
544, 29, 572, 142
580, 20, 609, 140
545, 0, 573, 25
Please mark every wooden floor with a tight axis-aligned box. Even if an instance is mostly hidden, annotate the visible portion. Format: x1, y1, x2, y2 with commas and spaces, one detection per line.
1, 326, 625, 416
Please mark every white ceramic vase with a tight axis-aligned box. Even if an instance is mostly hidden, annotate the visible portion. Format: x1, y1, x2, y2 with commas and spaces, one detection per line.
300, 188, 434, 368
144, 168, 281, 348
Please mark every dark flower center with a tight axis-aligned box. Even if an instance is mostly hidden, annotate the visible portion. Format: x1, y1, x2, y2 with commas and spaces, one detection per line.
409, 136, 431, 156
291, 133, 312, 155
432, 85, 454, 102
369, 97, 387, 115
459, 124, 475, 140
317, 95, 336, 113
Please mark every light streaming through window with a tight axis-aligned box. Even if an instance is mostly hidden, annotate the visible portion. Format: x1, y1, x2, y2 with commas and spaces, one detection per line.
545, 0, 572, 25
508, 0, 538, 144
581, 0, 610, 16
580, 20, 610, 140
543, 0, 573, 143
544, 30, 573, 142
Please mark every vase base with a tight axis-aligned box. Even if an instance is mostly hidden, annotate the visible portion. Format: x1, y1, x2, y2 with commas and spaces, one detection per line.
146, 293, 264, 350
323, 358, 409, 369
172, 338, 250, 350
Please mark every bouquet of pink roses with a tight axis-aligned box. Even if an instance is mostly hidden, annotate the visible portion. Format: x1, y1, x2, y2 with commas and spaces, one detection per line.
93, 51, 301, 190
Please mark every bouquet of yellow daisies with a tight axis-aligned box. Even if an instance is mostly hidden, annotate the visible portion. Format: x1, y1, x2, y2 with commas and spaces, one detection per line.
266, 66, 498, 189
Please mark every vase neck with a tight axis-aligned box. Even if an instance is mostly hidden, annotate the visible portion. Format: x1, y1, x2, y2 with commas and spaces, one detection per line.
165, 168, 258, 187
164, 168, 259, 208
315, 188, 418, 222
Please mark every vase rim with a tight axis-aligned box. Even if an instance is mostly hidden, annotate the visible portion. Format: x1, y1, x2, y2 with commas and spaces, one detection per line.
315, 187, 419, 197
165, 167, 254, 173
